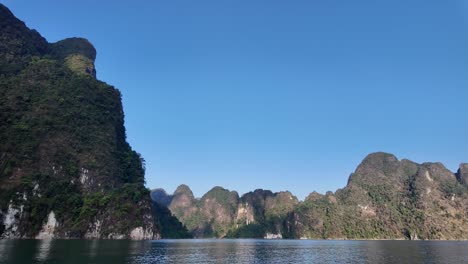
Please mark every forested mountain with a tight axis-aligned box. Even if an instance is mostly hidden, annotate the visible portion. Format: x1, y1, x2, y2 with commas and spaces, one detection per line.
153, 153, 468, 240
2, 3, 466, 241
0, 4, 158, 239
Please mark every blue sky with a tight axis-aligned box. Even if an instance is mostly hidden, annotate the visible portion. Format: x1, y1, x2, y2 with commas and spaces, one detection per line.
3, 0, 467, 199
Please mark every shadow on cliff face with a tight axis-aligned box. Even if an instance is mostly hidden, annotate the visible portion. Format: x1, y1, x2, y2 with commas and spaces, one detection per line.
151, 201, 192, 239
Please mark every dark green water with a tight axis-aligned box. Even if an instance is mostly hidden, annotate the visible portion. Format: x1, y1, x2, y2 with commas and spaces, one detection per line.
0, 239, 467, 263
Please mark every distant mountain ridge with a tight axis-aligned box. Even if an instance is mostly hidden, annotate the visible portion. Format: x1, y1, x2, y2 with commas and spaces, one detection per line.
152, 152, 468, 240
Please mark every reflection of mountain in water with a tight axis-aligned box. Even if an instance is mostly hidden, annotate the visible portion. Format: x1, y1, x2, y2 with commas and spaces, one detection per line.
2, 240, 468, 263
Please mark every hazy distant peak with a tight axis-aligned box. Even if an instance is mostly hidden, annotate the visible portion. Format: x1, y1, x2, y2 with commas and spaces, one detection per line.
150, 188, 173, 206
151, 188, 168, 195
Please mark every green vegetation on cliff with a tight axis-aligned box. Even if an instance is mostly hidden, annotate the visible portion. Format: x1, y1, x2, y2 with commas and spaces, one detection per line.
152, 202, 192, 239
285, 153, 468, 240
0, 4, 157, 239
153, 153, 467, 240
152, 186, 299, 238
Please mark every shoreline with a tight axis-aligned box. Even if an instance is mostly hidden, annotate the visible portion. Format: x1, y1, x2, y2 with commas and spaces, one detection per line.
2, 238, 468, 241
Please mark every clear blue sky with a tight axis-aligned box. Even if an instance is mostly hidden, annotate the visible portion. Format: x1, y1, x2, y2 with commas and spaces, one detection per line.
4, 0, 467, 199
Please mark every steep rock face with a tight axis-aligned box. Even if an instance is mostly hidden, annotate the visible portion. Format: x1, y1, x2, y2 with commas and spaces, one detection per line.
457, 164, 468, 186
150, 187, 192, 238
231, 190, 298, 238
0, 5, 49, 75
0, 4, 158, 239
152, 186, 299, 238
169, 185, 197, 221
199, 187, 239, 237
155, 185, 240, 238
153, 152, 467, 240
51, 38, 97, 78
285, 152, 468, 240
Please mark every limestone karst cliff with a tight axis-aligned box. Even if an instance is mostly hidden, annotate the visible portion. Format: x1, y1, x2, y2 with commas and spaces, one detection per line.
0, 4, 158, 239
153, 153, 467, 240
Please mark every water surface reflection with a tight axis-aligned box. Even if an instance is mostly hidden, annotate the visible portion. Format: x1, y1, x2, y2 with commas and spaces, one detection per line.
35, 239, 53, 261
0, 239, 467, 263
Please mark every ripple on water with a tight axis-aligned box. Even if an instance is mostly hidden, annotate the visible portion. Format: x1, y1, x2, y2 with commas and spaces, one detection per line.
1, 239, 468, 264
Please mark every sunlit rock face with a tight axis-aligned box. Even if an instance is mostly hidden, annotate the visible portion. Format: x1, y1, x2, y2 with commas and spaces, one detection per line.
153, 152, 468, 240
1, 203, 22, 238
236, 204, 255, 226
285, 153, 468, 240
152, 186, 299, 238
84, 220, 101, 239
36, 211, 58, 239
51, 38, 97, 78
264, 233, 282, 239
129, 226, 155, 240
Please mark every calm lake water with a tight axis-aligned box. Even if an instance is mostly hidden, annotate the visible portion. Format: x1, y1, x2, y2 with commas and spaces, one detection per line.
0, 239, 467, 263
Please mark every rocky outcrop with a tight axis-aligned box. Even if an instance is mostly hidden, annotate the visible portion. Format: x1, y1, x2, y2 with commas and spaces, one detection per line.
129, 226, 157, 240
457, 163, 468, 186
286, 152, 468, 240
153, 152, 467, 240
0, 4, 158, 239
35, 211, 57, 239
1, 202, 23, 238
152, 186, 239, 238
152, 186, 299, 238
51, 37, 97, 77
